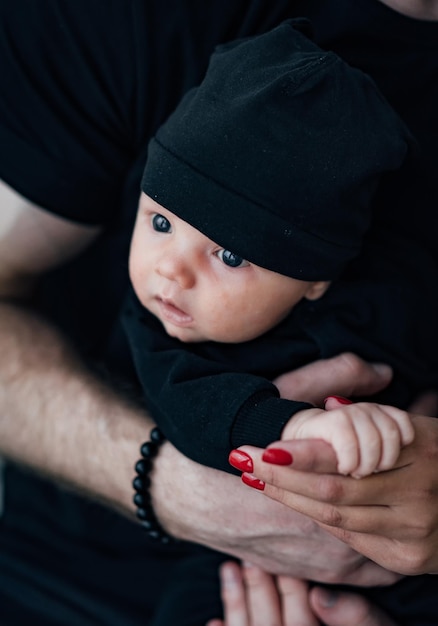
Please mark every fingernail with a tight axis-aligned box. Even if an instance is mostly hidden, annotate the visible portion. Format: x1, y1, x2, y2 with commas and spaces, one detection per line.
316, 588, 339, 608
324, 395, 353, 405
241, 473, 265, 491
262, 448, 293, 465
372, 363, 393, 379
220, 562, 239, 587
229, 450, 253, 472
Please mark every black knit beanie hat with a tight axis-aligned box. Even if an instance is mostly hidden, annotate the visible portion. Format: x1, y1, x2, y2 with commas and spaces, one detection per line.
141, 20, 413, 280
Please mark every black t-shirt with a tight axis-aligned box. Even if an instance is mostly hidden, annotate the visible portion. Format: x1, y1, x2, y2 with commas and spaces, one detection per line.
0, 0, 296, 224
0, 2, 305, 623
1, 1, 438, 624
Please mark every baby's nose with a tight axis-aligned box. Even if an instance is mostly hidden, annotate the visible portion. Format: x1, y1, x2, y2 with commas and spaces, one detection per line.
156, 253, 195, 289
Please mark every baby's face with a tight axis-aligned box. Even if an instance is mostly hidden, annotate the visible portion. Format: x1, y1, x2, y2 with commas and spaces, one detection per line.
129, 194, 329, 343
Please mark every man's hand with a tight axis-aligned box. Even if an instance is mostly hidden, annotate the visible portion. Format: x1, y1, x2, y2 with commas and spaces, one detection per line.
274, 352, 393, 406
206, 562, 397, 626
310, 586, 397, 626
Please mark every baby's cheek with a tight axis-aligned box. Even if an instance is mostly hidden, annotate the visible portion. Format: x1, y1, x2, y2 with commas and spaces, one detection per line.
129, 269, 150, 309
129, 269, 143, 298
128, 244, 142, 284
204, 306, 245, 342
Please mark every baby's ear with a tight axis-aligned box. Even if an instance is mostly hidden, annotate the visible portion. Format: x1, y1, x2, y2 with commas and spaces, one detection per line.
305, 281, 331, 301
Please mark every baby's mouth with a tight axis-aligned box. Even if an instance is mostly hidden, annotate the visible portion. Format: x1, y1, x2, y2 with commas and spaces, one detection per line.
156, 297, 193, 326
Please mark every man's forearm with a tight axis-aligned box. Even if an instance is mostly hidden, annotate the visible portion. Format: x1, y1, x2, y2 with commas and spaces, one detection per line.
0, 301, 149, 515
152, 433, 400, 586
0, 303, 401, 585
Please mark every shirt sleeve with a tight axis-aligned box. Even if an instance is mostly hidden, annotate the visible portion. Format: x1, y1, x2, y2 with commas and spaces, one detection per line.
122, 290, 312, 473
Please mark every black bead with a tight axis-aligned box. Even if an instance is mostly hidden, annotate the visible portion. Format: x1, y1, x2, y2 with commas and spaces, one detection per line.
133, 430, 178, 543
136, 507, 150, 521
150, 427, 166, 444
132, 475, 144, 492
148, 530, 162, 540
133, 492, 146, 507
140, 519, 155, 531
140, 441, 157, 459
135, 459, 150, 475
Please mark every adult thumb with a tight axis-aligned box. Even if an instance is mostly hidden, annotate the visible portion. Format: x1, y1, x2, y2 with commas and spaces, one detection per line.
324, 395, 353, 411
310, 586, 397, 626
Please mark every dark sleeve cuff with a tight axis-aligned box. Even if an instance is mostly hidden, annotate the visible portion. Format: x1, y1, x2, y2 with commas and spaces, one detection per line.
231, 390, 313, 450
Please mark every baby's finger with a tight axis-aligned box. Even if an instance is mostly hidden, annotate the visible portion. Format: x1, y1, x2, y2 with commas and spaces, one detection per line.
350, 415, 383, 478
380, 405, 415, 446
370, 411, 401, 471
323, 412, 359, 475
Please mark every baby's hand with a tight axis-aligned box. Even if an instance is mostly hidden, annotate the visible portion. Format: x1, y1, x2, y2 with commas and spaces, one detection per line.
282, 403, 415, 478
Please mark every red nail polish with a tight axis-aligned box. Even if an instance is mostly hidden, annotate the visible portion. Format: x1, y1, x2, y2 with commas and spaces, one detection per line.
229, 450, 253, 473
241, 473, 265, 491
262, 448, 293, 465
324, 395, 353, 405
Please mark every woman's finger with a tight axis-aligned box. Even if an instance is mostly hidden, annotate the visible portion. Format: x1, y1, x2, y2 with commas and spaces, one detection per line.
236, 443, 409, 506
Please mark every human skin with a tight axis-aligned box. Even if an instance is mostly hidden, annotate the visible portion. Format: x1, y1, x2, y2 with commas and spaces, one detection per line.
129, 194, 329, 344
0, 6, 436, 625
0, 179, 397, 587
282, 403, 414, 478
380, 0, 438, 20
206, 562, 397, 626
233, 394, 438, 575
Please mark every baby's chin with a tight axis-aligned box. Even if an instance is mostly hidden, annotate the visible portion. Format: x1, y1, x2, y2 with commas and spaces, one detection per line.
155, 310, 254, 344
160, 318, 209, 344
165, 322, 262, 344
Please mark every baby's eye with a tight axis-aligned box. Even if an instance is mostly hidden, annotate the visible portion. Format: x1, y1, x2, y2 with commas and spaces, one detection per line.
218, 249, 249, 268
152, 213, 172, 233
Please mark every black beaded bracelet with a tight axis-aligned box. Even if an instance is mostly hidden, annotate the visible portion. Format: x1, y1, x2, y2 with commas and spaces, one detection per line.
132, 427, 177, 544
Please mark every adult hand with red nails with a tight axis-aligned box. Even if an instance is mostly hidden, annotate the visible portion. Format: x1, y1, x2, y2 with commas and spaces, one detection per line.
231, 392, 438, 576
206, 562, 397, 626
154, 435, 399, 586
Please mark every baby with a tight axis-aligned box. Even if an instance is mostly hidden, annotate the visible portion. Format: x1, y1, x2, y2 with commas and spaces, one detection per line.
128, 192, 414, 477
123, 20, 433, 479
